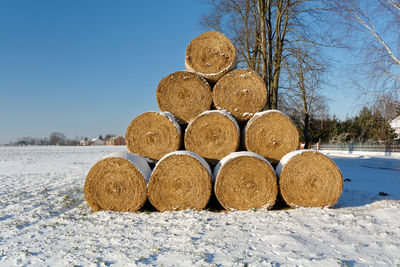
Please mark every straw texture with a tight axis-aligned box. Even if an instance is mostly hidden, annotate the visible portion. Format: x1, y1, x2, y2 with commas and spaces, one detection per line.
125, 112, 181, 161
213, 152, 278, 211
84, 152, 151, 212
276, 150, 343, 208
156, 71, 212, 123
244, 110, 299, 164
184, 110, 240, 163
212, 69, 267, 122
185, 31, 237, 83
147, 151, 212, 211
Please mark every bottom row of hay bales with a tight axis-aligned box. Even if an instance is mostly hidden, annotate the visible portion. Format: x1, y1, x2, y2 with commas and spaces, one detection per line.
84, 149, 343, 212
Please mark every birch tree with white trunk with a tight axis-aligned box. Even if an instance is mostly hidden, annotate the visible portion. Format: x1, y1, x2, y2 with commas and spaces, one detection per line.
327, 0, 400, 99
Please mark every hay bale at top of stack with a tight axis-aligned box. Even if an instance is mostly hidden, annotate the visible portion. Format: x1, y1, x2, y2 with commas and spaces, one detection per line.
185, 31, 237, 83
213, 151, 278, 211
276, 150, 343, 208
147, 151, 212, 211
84, 152, 151, 212
184, 110, 240, 163
125, 111, 181, 161
156, 71, 212, 124
244, 110, 299, 164
212, 69, 267, 122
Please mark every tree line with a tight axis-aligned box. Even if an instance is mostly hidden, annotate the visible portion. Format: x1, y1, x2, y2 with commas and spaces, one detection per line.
303, 106, 398, 145
6, 133, 116, 146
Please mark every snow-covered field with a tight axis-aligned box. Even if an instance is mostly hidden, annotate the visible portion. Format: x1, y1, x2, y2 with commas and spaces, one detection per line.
0, 146, 399, 266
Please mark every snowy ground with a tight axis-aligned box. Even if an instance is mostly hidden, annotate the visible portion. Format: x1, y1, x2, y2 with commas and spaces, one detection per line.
0, 146, 399, 266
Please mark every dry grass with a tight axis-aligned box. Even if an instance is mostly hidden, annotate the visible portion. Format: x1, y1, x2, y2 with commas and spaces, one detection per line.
212, 69, 267, 122
147, 152, 212, 211
156, 71, 212, 124
84, 156, 148, 212
185, 31, 237, 83
125, 112, 181, 161
214, 152, 278, 211
277, 151, 343, 208
184, 110, 240, 164
244, 110, 299, 164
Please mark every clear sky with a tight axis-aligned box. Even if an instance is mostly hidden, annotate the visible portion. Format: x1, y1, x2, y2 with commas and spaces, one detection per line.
0, 0, 356, 144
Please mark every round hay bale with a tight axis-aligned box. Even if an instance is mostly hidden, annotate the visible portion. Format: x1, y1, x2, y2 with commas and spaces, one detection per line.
276, 150, 343, 208
185, 31, 237, 83
184, 110, 240, 163
148, 151, 212, 211
125, 111, 181, 161
84, 152, 151, 212
212, 69, 267, 122
156, 71, 212, 123
244, 110, 299, 164
213, 151, 278, 211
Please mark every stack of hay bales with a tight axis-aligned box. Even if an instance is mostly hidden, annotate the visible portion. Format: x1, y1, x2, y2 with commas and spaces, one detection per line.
84, 31, 343, 212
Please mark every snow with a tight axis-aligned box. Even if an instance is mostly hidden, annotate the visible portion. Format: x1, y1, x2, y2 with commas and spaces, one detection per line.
187, 110, 240, 137
321, 149, 400, 158
155, 150, 212, 177
160, 111, 181, 134
213, 151, 274, 183
101, 151, 151, 183
1, 146, 400, 266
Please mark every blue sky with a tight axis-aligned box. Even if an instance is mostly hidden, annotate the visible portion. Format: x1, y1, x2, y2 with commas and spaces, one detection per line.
0, 0, 356, 144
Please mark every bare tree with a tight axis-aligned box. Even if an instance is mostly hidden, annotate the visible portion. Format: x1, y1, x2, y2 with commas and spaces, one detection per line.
326, 0, 400, 100
201, 0, 327, 109
280, 43, 328, 148
50, 132, 66, 146
371, 91, 400, 121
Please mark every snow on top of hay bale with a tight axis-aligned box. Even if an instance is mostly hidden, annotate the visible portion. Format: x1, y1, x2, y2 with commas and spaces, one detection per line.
155, 150, 212, 177
101, 151, 151, 182
245, 109, 292, 132
213, 151, 272, 182
160, 111, 181, 134
276, 149, 306, 178
190, 109, 240, 135
276, 150, 344, 179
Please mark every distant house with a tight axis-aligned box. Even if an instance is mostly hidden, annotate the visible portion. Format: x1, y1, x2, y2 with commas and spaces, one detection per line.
390, 115, 400, 138
90, 138, 105, 146
105, 136, 125, 146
